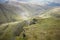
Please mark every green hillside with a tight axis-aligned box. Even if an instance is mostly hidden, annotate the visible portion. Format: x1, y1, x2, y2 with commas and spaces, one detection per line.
23, 8, 60, 40
0, 3, 60, 40
24, 17, 60, 40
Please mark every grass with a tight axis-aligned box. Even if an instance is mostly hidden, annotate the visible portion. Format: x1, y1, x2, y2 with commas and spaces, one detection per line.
0, 10, 60, 40
24, 17, 60, 40
0, 16, 60, 40
0, 17, 60, 40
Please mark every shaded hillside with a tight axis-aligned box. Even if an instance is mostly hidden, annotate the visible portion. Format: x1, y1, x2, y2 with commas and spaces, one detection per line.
0, 2, 54, 21
48, 2, 60, 6
0, 4, 23, 24
5, 1, 53, 17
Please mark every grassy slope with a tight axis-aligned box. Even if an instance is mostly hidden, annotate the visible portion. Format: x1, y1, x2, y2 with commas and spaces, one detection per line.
1, 17, 60, 40
14, 7, 60, 40
22, 7, 60, 40
0, 21, 27, 40
24, 17, 60, 40
0, 4, 60, 40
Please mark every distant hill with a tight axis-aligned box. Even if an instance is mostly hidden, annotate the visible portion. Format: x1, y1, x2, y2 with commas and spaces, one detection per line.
0, 3, 22, 24
48, 2, 60, 6
38, 7, 60, 19
5, 1, 54, 16
0, 1, 60, 24
0, 1, 54, 23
